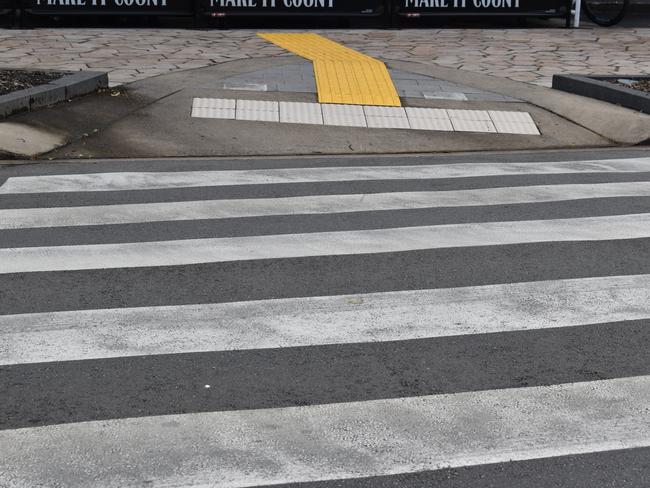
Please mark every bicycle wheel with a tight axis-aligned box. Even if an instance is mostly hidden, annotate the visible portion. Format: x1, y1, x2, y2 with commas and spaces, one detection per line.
582, 0, 628, 26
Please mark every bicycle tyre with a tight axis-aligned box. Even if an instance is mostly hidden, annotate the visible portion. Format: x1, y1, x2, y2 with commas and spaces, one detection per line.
582, 0, 628, 26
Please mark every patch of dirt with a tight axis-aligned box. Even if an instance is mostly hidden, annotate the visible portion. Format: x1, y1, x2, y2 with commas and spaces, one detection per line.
0, 69, 64, 96
608, 78, 650, 94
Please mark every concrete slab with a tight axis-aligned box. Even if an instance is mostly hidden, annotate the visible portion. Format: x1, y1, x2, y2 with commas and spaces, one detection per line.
386, 60, 650, 145
2, 58, 612, 160
219, 62, 519, 103
0, 122, 65, 157
424, 92, 469, 101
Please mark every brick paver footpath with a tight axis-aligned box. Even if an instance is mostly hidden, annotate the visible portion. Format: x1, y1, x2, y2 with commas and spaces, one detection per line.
0, 27, 649, 87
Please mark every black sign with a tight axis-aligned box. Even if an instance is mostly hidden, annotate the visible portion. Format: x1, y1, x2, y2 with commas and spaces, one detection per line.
200, 0, 383, 16
397, 0, 567, 15
1, 0, 13, 14
23, 0, 193, 14
18, 0, 568, 18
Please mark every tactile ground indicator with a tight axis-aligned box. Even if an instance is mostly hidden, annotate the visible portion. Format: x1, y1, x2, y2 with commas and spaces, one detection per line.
258, 33, 401, 107
191, 97, 541, 136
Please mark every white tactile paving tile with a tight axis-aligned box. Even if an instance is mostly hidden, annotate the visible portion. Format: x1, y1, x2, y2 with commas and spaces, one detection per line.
235, 110, 280, 122
448, 109, 492, 121
489, 110, 540, 135
363, 106, 407, 118
190, 107, 235, 119
279, 102, 324, 125
192, 98, 236, 109
405, 107, 453, 131
405, 107, 449, 119
321, 104, 367, 127
364, 106, 409, 129
492, 121, 540, 135
190, 98, 539, 135
236, 99, 278, 111
366, 116, 410, 129
235, 99, 279, 122
488, 110, 536, 123
408, 117, 454, 131
451, 119, 498, 133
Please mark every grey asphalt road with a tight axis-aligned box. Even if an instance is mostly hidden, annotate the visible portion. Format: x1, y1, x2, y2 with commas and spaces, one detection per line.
1, 147, 649, 487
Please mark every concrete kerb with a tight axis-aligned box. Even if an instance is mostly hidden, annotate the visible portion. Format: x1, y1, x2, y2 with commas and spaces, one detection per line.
553, 74, 650, 115
0, 70, 108, 119
384, 60, 650, 146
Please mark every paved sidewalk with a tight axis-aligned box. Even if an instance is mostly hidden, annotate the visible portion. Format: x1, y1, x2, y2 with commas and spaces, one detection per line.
0, 27, 648, 87
221, 62, 519, 101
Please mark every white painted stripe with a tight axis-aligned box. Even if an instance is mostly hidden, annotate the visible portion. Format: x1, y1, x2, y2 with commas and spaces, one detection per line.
1, 377, 648, 487
2, 275, 649, 365
4, 181, 650, 230
1, 157, 648, 194
2, 213, 650, 274
2, 212, 650, 273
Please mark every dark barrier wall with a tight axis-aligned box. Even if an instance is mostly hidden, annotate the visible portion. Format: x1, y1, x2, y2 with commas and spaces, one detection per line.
200, 0, 384, 16
396, 0, 569, 16
1, 0, 13, 16
18, 0, 569, 18
22, 0, 193, 14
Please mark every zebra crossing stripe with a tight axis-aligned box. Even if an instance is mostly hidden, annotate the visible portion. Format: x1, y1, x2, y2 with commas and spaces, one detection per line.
5, 319, 647, 430
2, 274, 649, 365
1, 376, 648, 487
5, 239, 648, 316
1, 157, 649, 194
3, 213, 650, 274
4, 181, 650, 229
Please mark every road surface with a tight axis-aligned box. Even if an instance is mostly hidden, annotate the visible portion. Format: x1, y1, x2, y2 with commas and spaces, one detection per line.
1, 149, 649, 487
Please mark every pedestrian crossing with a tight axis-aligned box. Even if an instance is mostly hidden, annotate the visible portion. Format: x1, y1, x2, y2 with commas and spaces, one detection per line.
5, 181, 650, 229
1, 153, 649, 487
4, 274, 650, 365
2, 157, 649, 193
5, 213, 650, 274
3, 377, 648, 488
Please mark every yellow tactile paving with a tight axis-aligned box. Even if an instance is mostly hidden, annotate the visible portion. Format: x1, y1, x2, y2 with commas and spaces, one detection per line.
258, 33, 373, 62
258, 33, 401, 107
